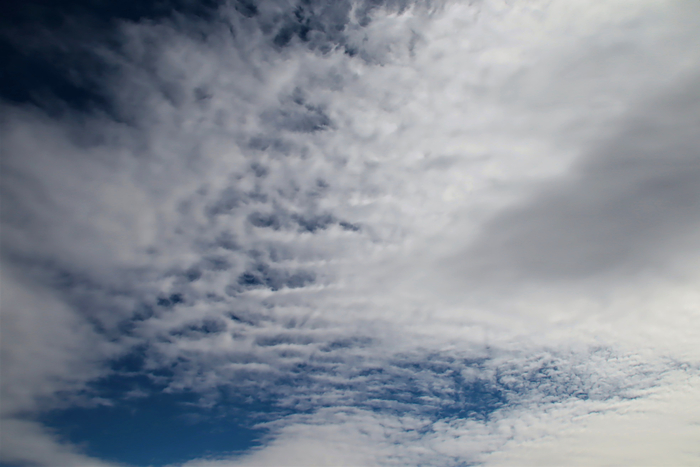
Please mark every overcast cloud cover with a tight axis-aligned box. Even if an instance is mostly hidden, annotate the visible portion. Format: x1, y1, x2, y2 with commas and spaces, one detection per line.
1, 0, 700, 466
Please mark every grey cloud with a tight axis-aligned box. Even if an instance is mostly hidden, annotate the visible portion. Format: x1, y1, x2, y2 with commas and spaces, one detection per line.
292, 212, 336, 232
0, 419, 120, 467
259, 0, 417, 53
247, 135, 294, 153
201, 255, 232, 271
248, 210, 285, 230
262, 101, 333, 133
170, 317, 229, 338
233, 261, 316, 293
207, 186, 245, 216
215, 231, 240, 251
459, 78, 700, 284
0, 269, 116, 420
248, 206, 358, 234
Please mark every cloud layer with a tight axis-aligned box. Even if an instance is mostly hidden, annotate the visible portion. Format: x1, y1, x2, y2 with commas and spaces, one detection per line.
2, 1, 699, 466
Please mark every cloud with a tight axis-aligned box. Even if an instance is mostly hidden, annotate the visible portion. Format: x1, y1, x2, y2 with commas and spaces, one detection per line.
168, 359, 699, 467
0, 419, 123, 467
482, 373, 700, 467
455, 78, 700, 285
1, 0, 699, 466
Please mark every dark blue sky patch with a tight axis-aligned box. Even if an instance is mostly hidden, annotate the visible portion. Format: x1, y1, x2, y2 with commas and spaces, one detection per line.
286, 270, 315, 288
234, 0, 258, 18
434, 380, 506, 421
339, 220, 361, 231
32, 362, 292, 466
170, 317, 228, 338
39, 386, 266, 467
215, 231, 240, 251
495, 356, 596, 403
37, 352, 513, 467
36, 347, 618, 467
185, 266, 203, 282
207, 187, 244, 217
247, 135, 293, 153
1, 0, 413, 117
247, 208, 358, 234
255, 0, 411, 55
273, 22, 298, 48
254, 332, 317, 348
110, 347, 148, 374
156, 293, 184, 308
271, 1, 352, 52
226, 310, 261, 327
248, 211, 284, 230
235, 262, 316, 292
292, 213, 335, 232
202, 255, 231, 271
118, 302, 160, 335
250, 162, 269, 178
238, 271, 265, 288
0, 0, 221, 112
263, 102, 333, 133
0, 29, 111, 114
263, 355, 509, 423
357, 363, 506, 421
318, 336, 374, 352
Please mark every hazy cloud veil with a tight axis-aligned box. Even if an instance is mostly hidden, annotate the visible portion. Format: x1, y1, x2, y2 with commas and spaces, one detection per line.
1, 1, 699, 466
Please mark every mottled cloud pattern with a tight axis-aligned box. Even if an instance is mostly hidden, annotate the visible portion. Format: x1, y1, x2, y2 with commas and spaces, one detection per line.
1, 1, 699, 466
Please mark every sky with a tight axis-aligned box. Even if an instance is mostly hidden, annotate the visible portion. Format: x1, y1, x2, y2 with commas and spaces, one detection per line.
1, 1, 699, 466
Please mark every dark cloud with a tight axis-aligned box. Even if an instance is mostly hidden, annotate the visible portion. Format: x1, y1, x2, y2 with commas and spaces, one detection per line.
206, 187, 244, 217
233, 262, 316, 292
215, 231, 239, 251
248, 210, 285, 230
263, 101, 333, 133
248, 206, 358, 234
292, 213, 336, 232
171, 317, 228, 337
157, 293, 185, 308
459, 78, 700, 284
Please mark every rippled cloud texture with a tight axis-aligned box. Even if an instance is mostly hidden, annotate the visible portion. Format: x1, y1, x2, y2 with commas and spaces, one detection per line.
2, 1, 700, 466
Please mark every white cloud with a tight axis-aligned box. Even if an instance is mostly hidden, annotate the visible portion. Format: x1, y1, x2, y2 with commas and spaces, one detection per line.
482, 374, 700, 467
0, 419, 123, 467
0, 267, 118, 417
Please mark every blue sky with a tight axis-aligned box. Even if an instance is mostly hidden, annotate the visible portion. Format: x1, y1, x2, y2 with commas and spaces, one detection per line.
1, 1, 700, 466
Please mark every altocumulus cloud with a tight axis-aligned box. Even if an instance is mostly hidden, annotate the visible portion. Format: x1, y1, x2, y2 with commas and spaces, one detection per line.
1, 0, 700, 466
